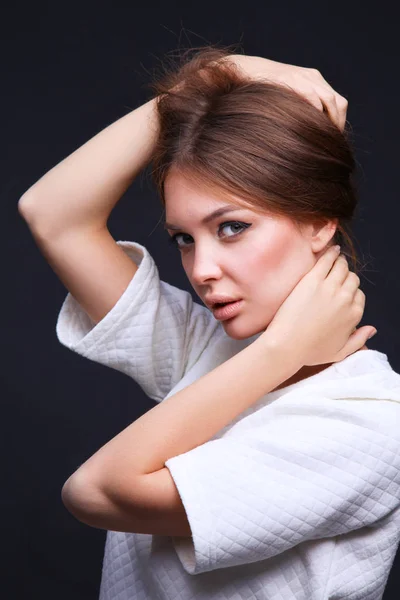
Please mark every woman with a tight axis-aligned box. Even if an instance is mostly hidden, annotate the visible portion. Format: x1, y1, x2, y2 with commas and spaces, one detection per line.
20, 46, 400, 600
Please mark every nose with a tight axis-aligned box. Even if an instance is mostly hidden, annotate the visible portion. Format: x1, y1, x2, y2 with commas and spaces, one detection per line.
190, 245, 223, 286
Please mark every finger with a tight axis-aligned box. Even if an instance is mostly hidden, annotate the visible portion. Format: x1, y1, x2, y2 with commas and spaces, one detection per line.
334, 326, 375, 362
321, 88, 348, 131
307, 72, 348, 131
327, 253, 350, 286
287, 83, 325, 113
341, 272, 362, 297
309, 95, 325, 113
335, 94, 349, 131
347, 290, 365, 335
352, 290, 365, 324
311, 71, 334, 88
353, 287, 366, 307
312, 245, 341, 279
310, 73, 341, 102
313, 85, 340, 128
305, 70, 343, 104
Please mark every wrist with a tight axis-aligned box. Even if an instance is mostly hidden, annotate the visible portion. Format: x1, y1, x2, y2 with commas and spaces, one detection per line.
255, 332, 303, 378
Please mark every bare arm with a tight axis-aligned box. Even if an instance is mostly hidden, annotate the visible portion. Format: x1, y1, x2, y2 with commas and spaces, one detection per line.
65, 336, 295, 487
62, 335, 298, 535
28, 226, 139, 325
18, 97, 159, 235
18, 97, 160, 324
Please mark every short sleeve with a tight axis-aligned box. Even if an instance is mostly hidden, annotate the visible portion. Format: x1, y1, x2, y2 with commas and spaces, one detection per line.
165, 400, 400, 574
55, 240, 222, 402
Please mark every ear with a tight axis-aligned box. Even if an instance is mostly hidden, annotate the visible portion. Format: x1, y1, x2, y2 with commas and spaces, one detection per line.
308, 218, 339, 253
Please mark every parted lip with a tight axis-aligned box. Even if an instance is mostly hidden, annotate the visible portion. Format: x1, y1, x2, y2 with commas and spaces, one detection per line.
204, 296, 242, 309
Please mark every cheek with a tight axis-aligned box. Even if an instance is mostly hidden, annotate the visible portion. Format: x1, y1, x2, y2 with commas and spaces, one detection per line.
248, 230, 297, 276
249, 233, 310, 303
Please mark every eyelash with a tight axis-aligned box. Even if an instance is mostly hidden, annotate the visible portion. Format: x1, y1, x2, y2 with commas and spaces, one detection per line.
168, 221, 252, 249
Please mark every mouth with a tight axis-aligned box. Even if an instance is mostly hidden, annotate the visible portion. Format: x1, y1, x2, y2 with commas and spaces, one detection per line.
212, 299, 244, 321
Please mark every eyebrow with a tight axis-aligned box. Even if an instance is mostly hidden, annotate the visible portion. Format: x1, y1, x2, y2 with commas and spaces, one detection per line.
164, 204, 246, 230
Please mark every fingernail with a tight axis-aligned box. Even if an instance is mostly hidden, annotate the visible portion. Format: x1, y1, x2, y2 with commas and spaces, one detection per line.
334, 245, 341, 252
367, 330, 377, 340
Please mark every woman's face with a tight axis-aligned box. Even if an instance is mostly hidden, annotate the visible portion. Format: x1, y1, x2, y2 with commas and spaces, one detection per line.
164, 170, 337, 340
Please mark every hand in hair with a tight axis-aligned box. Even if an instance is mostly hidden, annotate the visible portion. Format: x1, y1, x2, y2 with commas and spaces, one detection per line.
222, 54, 348, 132
259, 245, 376, 368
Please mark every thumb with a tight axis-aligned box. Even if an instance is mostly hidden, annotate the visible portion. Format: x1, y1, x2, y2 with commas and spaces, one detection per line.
337, 326, 377, 361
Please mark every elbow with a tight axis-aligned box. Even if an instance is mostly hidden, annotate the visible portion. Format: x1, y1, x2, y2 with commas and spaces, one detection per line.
61, 471, 112, 529
17, 193, 57, 239
61, 480, 76, 514
18, 194, 33, 220
61, 476, 85, 518
18, 193, 42, 228
61, 473, 97, 521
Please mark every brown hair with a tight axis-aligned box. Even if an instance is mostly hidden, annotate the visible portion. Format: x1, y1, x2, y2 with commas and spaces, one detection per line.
148, 44, 363, 274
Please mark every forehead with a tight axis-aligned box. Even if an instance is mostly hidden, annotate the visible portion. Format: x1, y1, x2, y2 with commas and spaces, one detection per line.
165, 170, 221, 203
164, 170, 254, 216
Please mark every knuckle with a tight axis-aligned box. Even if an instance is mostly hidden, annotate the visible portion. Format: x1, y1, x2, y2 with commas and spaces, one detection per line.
357, 296, 365, 311
355, 303, 365, 317
320, 90, 336, 104
354, 293, 365, 308
357, 288, 366, 302
341, 288, 354, 303
324, 88, 336, 100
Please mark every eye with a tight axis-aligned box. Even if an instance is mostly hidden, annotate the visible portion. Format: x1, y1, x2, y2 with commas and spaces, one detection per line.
168, 221, 252, 249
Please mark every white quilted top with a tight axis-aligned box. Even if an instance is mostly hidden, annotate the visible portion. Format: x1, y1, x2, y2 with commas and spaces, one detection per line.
56, 240, 400, 600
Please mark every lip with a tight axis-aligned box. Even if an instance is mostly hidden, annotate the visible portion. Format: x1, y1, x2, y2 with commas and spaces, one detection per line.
212, 299, 244, 321
205, 296, 242, 310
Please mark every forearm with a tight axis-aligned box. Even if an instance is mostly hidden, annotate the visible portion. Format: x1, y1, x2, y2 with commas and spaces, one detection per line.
82, 336, 299, 500
18, 97, 160, 236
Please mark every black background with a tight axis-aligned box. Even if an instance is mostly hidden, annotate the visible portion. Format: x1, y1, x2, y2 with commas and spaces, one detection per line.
5, 1, 399, 598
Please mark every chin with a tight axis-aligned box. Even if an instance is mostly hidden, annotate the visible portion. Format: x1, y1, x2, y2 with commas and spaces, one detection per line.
222, 319, 268, 341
